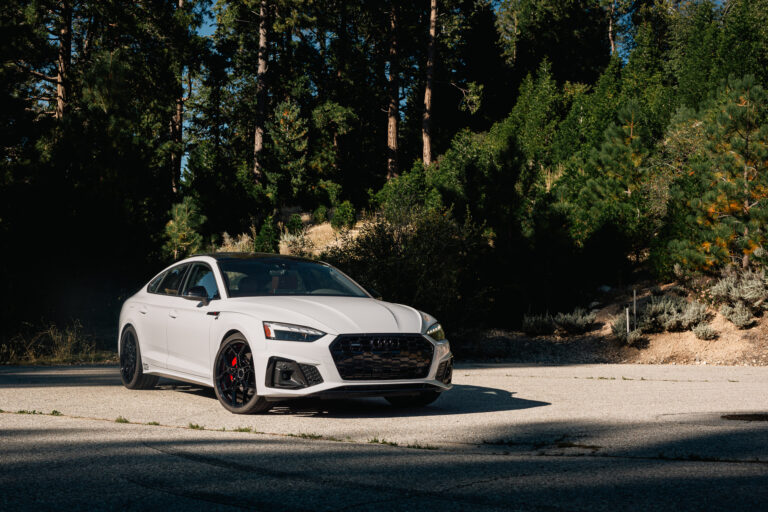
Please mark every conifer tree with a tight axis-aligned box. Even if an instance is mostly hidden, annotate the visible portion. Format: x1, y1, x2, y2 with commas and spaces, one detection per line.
682, 76, 768, 270
267, 99, 309, 203
576, 102, 653, 250
163, 197, 207, 260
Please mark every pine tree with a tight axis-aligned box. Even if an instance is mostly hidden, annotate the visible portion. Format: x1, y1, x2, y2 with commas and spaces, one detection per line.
163, 197, 207, 260
575, 102, 653, 250
267, 99, 309, 203
681, 76, 768, 270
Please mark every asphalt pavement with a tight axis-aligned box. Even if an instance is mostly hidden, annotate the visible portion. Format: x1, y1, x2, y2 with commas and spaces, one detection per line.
1, 363, 768, 511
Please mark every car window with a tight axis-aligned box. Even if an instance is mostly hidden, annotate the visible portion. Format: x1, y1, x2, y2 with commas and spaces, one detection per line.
218, 258, 368, 298
156, 264, 189, 295
182, 263, 219, 299
147, 270, 167, 293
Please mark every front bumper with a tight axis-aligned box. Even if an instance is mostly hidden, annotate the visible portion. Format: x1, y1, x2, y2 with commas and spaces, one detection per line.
255, 334, 453, 400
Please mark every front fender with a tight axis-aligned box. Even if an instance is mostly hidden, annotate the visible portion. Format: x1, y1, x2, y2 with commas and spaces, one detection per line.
209, 311, 266, 367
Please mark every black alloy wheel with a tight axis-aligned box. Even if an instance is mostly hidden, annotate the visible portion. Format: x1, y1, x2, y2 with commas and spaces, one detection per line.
214, 334, 271, 414
119, 326, 158, 390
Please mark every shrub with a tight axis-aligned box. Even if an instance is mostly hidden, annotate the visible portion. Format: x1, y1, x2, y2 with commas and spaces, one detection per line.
331, 200, 356, 230
321, 209, 491, 336
639, 295, 687, 333
693, 323, 718, 340
254, 216, 280, 253
626, 329, 644, 346
611, 314, 643, 345
522, 313, 555, 336
710, 270, 768, 313
217, 231, 253, 253
554, 308, 596, 334
639, 296, 707, 333
286, 213, 304, 235
721, 303, 755, 329
282, 231, 315, 257
0, 321, 95, 364
671, 301, 708, 331
312, 205, 328, 224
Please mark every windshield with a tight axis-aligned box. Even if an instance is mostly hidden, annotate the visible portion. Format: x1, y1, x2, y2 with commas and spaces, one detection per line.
218, 258, 369, 298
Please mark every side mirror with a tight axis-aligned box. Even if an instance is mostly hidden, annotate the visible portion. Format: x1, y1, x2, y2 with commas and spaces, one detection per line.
367, 287, 383, 300
183, 286, 210, 305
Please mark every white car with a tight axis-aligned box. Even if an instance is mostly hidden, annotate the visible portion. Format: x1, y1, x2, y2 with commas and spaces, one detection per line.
118, 253, 453, 413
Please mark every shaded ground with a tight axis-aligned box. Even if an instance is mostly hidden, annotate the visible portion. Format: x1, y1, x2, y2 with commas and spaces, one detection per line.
2, 363, 768, 510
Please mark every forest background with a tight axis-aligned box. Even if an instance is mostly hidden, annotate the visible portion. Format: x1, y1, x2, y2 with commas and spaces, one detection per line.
3, 0, 768, 353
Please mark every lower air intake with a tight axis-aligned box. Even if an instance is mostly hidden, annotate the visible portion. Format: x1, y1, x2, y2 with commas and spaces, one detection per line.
329, 334, 434, 380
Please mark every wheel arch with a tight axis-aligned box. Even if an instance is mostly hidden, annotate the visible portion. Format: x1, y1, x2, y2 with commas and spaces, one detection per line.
221, 329, 246, 345
118, 323, 137, 355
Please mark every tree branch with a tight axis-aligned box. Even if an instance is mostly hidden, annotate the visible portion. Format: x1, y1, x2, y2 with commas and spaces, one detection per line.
15, 62, 58, 83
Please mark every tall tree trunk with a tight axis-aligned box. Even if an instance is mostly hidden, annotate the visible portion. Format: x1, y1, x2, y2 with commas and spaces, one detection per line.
253, 0, 268, 184
422, 0, 437, 167
56, 1, 72, 120
386, 4, 399, 180
608, 2, 616, 55
171, 0, 185, 195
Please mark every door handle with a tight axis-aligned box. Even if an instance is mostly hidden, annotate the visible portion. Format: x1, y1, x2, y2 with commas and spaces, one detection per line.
168, 310, 178, 319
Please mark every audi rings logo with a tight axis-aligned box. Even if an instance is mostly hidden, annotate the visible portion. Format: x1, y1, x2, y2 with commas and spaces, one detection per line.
370, 339, 399, 351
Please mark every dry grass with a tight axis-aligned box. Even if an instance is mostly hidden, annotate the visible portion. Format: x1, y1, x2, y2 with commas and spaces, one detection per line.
279, 220, 368, 256
0, 321, 116, 365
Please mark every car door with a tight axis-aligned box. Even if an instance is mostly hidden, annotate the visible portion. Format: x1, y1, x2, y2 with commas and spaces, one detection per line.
138, 263, 190, 369
165, 262, 219, 378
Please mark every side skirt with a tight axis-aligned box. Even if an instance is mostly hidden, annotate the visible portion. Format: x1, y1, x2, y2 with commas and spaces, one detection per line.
146, 368, 213, 388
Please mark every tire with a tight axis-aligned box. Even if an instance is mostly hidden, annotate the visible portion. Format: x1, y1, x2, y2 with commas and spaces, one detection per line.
385, 391, 442, 408
120, 326, 159, 390
213, 333, 272, 414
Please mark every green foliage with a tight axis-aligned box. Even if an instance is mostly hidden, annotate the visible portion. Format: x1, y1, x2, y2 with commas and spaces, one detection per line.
331, 201, 356, 231
163, 197, 206, 261
709, 270, 768, 312
267, 99, 309, 202
554, 308, 597, 335
322, 210, 491, 334
9, 0, 768, 345
693, 323, 718, 341
521, 313, 555, 336
709, 270, 767, 328
286, 213, 304, 235
639, 296, 708, 333
721, 302, 755, 329
611, 314, 643, 346
670, 76, 768, 272
254, 216, 279, 253
312, 205, 328, 224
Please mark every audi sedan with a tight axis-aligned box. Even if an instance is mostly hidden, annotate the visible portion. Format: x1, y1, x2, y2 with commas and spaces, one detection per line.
118, 253, 453, 413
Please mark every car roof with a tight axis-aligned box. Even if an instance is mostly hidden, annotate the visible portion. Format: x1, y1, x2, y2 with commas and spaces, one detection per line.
197, 252, 320, 264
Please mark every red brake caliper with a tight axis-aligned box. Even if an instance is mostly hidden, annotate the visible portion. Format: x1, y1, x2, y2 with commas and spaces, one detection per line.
230, 357, 237, 381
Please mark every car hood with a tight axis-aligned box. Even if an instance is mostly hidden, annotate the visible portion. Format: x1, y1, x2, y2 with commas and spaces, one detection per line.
225, 296, 423, 335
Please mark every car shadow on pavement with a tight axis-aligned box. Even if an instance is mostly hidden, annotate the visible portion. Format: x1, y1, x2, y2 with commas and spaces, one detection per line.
266, 384, 549, 418
162, 382, 549, 417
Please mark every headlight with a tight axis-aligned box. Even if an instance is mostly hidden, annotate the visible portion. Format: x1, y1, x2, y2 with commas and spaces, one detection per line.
425, 322, 446, 341
263, 321, 325, 342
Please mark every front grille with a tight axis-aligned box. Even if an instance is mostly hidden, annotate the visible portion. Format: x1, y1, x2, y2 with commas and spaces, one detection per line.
299, 364, 324, 386
329, 334, 434, 380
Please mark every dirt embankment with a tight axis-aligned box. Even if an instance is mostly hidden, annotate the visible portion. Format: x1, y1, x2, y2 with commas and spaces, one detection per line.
464, 295, 768, 366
